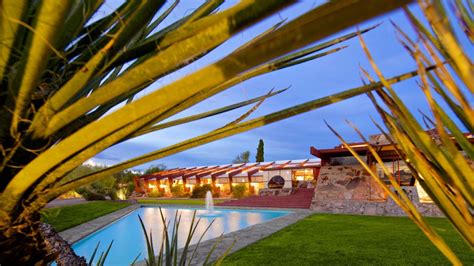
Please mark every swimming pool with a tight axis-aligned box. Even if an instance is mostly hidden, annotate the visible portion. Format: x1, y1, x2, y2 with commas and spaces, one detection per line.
72, 207, 289, 264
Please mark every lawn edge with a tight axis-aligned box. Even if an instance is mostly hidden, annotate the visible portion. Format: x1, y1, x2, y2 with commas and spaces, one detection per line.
59, 204, 140, 244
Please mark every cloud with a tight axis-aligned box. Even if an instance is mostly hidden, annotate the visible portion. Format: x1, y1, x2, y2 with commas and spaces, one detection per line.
91, 3, 444, 172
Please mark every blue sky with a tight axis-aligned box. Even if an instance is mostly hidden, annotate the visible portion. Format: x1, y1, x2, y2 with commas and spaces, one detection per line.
91, 1, 472, 170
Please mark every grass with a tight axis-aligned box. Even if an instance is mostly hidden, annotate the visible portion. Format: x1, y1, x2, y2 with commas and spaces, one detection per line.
41, 201, 130, 232
137, 198, 224, 205
223, 214, 473, 265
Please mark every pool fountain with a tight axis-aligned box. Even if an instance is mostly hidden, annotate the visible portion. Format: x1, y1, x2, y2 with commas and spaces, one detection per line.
205, 191, 214, 213
199, 191, 220, 217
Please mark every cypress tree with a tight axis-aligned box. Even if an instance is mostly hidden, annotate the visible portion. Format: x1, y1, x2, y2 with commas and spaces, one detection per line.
256, 139, 264, 162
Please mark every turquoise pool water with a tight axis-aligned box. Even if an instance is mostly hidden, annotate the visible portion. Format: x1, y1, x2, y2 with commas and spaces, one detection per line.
72, 207, 289, 265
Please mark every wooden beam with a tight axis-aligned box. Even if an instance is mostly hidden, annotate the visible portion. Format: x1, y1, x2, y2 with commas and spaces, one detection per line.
227, 163, 257, 177
196, 165, 230, 178
168, 177, 173, 190
310, 146, 322, 158
182, 167, 208, 178
298, 159, 309, 167
211, 163, 244, 178
247, 162, 274, 177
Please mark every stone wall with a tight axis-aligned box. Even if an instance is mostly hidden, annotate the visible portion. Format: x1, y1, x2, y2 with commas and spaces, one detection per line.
258, 188, 292, 196
312, 185, 443, 217
314, 165, 386, 201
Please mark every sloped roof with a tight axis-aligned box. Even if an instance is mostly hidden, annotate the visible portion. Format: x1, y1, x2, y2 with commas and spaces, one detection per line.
139, 159, 320, 180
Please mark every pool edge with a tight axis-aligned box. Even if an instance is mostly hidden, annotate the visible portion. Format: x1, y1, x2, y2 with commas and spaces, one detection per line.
134, 208, 313, 266
59, 204, 140, 244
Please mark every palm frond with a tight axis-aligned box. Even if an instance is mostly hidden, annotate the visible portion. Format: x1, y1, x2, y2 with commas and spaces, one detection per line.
0, 1, 417, 263
331, 1, 472, 262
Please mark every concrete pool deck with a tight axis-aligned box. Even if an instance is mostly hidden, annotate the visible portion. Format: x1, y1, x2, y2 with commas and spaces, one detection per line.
59, 204, 140, 244
59, 204, 313, 265
173, 208, 313, 266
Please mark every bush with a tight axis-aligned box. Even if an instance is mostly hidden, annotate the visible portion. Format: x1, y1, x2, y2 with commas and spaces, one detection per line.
170, 184, 185, 197
148, 190, 164, 198
126, 182, 135, 198
212, 187, 220, 198
76, 187, 106, 201
127, 182, 135, 193
232, 184, 248, 199
191, 184, 212, 198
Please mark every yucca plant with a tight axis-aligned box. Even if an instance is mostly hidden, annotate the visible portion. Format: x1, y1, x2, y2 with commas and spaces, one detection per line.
0, 0, 417, 264
136, 208, 234, 266
328, 1, 472, 264
88, 240, 114, 266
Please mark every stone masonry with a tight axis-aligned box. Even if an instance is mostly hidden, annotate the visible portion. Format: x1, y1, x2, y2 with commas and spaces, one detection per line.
314, 165, 386, 201
311, 165, 443, 217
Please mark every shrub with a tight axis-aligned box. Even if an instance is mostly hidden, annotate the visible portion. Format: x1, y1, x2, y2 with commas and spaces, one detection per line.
190, 184, 213, 198
126, 183, 135, 198
148, 190, 164, 198
170, 184, 185, 198
232, 184, 248, 199
76, 187, 106, 201
212, 187, 221, 198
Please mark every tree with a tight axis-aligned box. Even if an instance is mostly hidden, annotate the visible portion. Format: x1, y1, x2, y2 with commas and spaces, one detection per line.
63, 164, 133, 201
112, 169, 136, 185
144, 164, 167, 174
0, 0, 413, 264
255, 139, 264, 162
233, 151, 250, 163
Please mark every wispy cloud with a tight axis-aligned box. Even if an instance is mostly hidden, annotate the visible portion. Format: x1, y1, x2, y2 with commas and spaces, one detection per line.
93, 2, 443, 171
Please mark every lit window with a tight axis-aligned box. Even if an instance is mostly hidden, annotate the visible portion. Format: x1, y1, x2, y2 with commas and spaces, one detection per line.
291, 169, 314, 181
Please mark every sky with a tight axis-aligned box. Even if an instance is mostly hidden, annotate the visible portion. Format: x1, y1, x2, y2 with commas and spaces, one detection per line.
90, 1, 473, 171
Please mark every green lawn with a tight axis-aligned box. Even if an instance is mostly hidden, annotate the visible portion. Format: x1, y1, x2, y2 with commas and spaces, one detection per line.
137, 198, 224, 205
223, 214, 473, 265
41, 201, 130, 232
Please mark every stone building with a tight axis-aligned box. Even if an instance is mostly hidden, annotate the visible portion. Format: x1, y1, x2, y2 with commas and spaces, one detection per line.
134, 132, 472, 216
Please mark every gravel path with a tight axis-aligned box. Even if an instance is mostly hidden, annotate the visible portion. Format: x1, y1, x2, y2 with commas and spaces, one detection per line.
45, 198, 88, 208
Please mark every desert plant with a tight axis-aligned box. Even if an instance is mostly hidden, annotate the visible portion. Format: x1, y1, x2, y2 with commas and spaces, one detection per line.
148, 190, 164, 198
137, 208, 234, 265
231, 184, 247, 199
76, 175, 117, 200
76, 187, 106, 201
170, 184, 185, 198
126, 183, 136, 198
328, 1, 473, 264
212, 188, 221, 199
87, 241, 114, 266
0, 0, 416, 263
191, 184, 214, 199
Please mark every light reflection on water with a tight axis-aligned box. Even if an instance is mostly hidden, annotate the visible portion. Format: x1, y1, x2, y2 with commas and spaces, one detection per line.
71, 207, 289, 265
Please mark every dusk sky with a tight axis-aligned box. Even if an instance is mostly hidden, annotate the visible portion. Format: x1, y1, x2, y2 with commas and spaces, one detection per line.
91, 1, 472, 170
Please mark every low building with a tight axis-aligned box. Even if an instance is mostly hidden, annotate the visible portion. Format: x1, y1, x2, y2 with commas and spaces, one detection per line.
134, 159, 320, 196
134, 132, 472, 216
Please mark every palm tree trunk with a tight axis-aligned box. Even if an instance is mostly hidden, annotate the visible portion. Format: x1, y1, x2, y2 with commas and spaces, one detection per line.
0, 212, 86, 265
39, 222, 87, 265
0, 212, 52, 265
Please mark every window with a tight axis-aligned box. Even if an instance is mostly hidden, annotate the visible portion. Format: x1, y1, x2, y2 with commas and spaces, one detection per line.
292, 168, 314, 181
376, 160, 414, 186
232, 177, 248, 183
329, 156, 366, 166
216, 178, 229, 184
173, 179, 183, 185
200, 178, 211, 184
